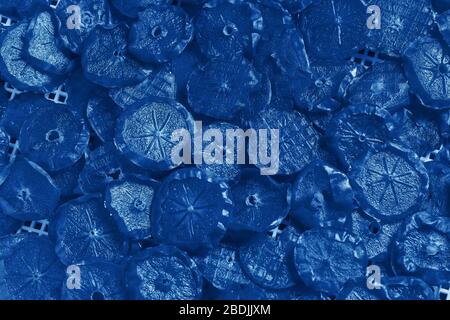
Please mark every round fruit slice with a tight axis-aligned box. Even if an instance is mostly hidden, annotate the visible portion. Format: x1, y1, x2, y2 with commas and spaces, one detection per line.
25, 11, 74, 75
299, 0, 367, 63
345, 61, 410, 113
105, 176, 159, 240
0, 22, 60, 92
187, 58, 269, 121
81, 24, 147, 88
19, 105, 90, 172
350, 145, 429, 222
55, 195, 128, 265
229, 169, 290, 232
0, 157, 60, 221
403, 37, 450, 110
3, 235, 64, 300
195, 0, 262, 59
151, 168, 231, 251
326, 104, 395, 170
126, 245, 203, 300
115, 99, 194, 171
392, 211, 450, 285
128, 5, 193, 63
294, 228, 367, 295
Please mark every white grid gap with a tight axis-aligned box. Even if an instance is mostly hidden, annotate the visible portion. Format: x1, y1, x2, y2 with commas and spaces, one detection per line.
0, 15, 16, 27
267, 218, 291, 240
17, 220, 49, 236
45, 84, 68, 104
350, 48, 383, 67
4, 82, 24, 101
49, 0, 61, 9
439, 285, 450, 300
7, 138, 19, 163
